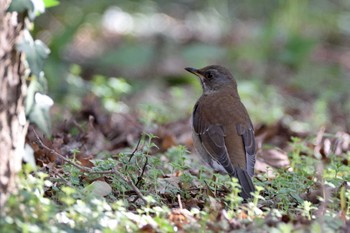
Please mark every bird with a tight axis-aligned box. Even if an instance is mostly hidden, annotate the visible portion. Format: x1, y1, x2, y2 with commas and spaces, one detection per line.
185, 65, 256, 199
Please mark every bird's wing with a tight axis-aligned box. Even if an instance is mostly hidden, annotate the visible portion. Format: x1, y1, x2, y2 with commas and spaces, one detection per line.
193, 102, 255, 198
201, 124, 237, 175
193, 102, 235, 174
193, 118, 255, 199
236, 123, 256, 177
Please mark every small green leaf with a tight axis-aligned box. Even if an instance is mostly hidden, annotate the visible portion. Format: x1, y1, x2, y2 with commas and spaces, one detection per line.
7, 0, 45, 20
43, 0, 59, 8
7, 0, 34, 13
17, 31, 50, 78
290, 192, 304, 204
27, 92, 53, 135
31, 0, 45, 15
23, 144, 36, 169
26, 77, 53, 136
26, 77, 42, 115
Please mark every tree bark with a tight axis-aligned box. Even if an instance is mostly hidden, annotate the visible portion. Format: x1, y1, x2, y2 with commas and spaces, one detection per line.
0, 0, 28, 208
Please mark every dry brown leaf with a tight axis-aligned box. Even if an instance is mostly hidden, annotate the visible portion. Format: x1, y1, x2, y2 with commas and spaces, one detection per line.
300, 182, 334, 205
182, 198, 203, 210
334, 131, 350, 155
217, 210, 242, 230
154, 118, 192, 152
255, 159, 276, 178
139, 224, 156, 233
312, 130, 350, 161
255, 120, 302, 150
208, 196, 223, 211
168, 208, 192, 229
76, 153, 94, 168
259, 148, 290, 168
237, 211, 249, 220
161, 134, 177, 151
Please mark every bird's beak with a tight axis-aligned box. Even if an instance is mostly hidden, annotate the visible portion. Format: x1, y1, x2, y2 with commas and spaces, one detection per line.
185, 67, 204, 79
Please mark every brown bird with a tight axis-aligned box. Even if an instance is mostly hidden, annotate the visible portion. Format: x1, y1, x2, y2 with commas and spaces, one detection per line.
185, 65, 256, 199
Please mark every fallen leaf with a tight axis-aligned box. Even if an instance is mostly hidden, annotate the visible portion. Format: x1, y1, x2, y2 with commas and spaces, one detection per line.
85, 180, 112, 197
139, 224, 156, 233
168, 208, 192, 229
259, 148, 290, 168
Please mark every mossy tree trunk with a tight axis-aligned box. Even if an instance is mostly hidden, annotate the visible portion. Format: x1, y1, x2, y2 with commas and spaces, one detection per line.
0, 0, 28, 208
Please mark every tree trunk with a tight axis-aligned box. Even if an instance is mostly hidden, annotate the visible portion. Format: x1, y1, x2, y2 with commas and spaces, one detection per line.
0, 0, 28, 208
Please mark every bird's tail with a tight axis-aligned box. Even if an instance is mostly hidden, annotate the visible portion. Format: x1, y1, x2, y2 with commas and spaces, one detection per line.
231, 167, 255, 199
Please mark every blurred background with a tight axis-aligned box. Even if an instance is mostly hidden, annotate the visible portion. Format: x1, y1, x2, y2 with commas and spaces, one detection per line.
34, 0, 350, 133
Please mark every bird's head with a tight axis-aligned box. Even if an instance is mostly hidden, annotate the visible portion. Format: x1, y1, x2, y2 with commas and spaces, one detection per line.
185, 65, 237, 94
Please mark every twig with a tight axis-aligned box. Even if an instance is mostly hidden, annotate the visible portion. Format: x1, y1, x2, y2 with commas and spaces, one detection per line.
255, 176, 264, 182
32, 128, 147, 203
55, 172, 71, 186
135, 157, 148, 187
33, 128, 103, 173
126, 135, 147, 188
113, 168, 147, 203
72, 120, 84, 133
124, 135, 142, 173
128, 136, 142, 162
177, 194, 183, 209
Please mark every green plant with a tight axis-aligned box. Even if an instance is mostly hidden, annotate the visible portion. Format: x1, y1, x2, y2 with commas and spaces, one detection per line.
7, 0, 57, 135
298, 200, 317, 221
225, 177, 243, 216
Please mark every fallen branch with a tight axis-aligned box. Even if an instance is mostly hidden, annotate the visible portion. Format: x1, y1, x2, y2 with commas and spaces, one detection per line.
32, 128, 147, 203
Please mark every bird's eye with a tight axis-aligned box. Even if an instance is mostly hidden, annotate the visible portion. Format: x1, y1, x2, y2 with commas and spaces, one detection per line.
206, 72, 214, 79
